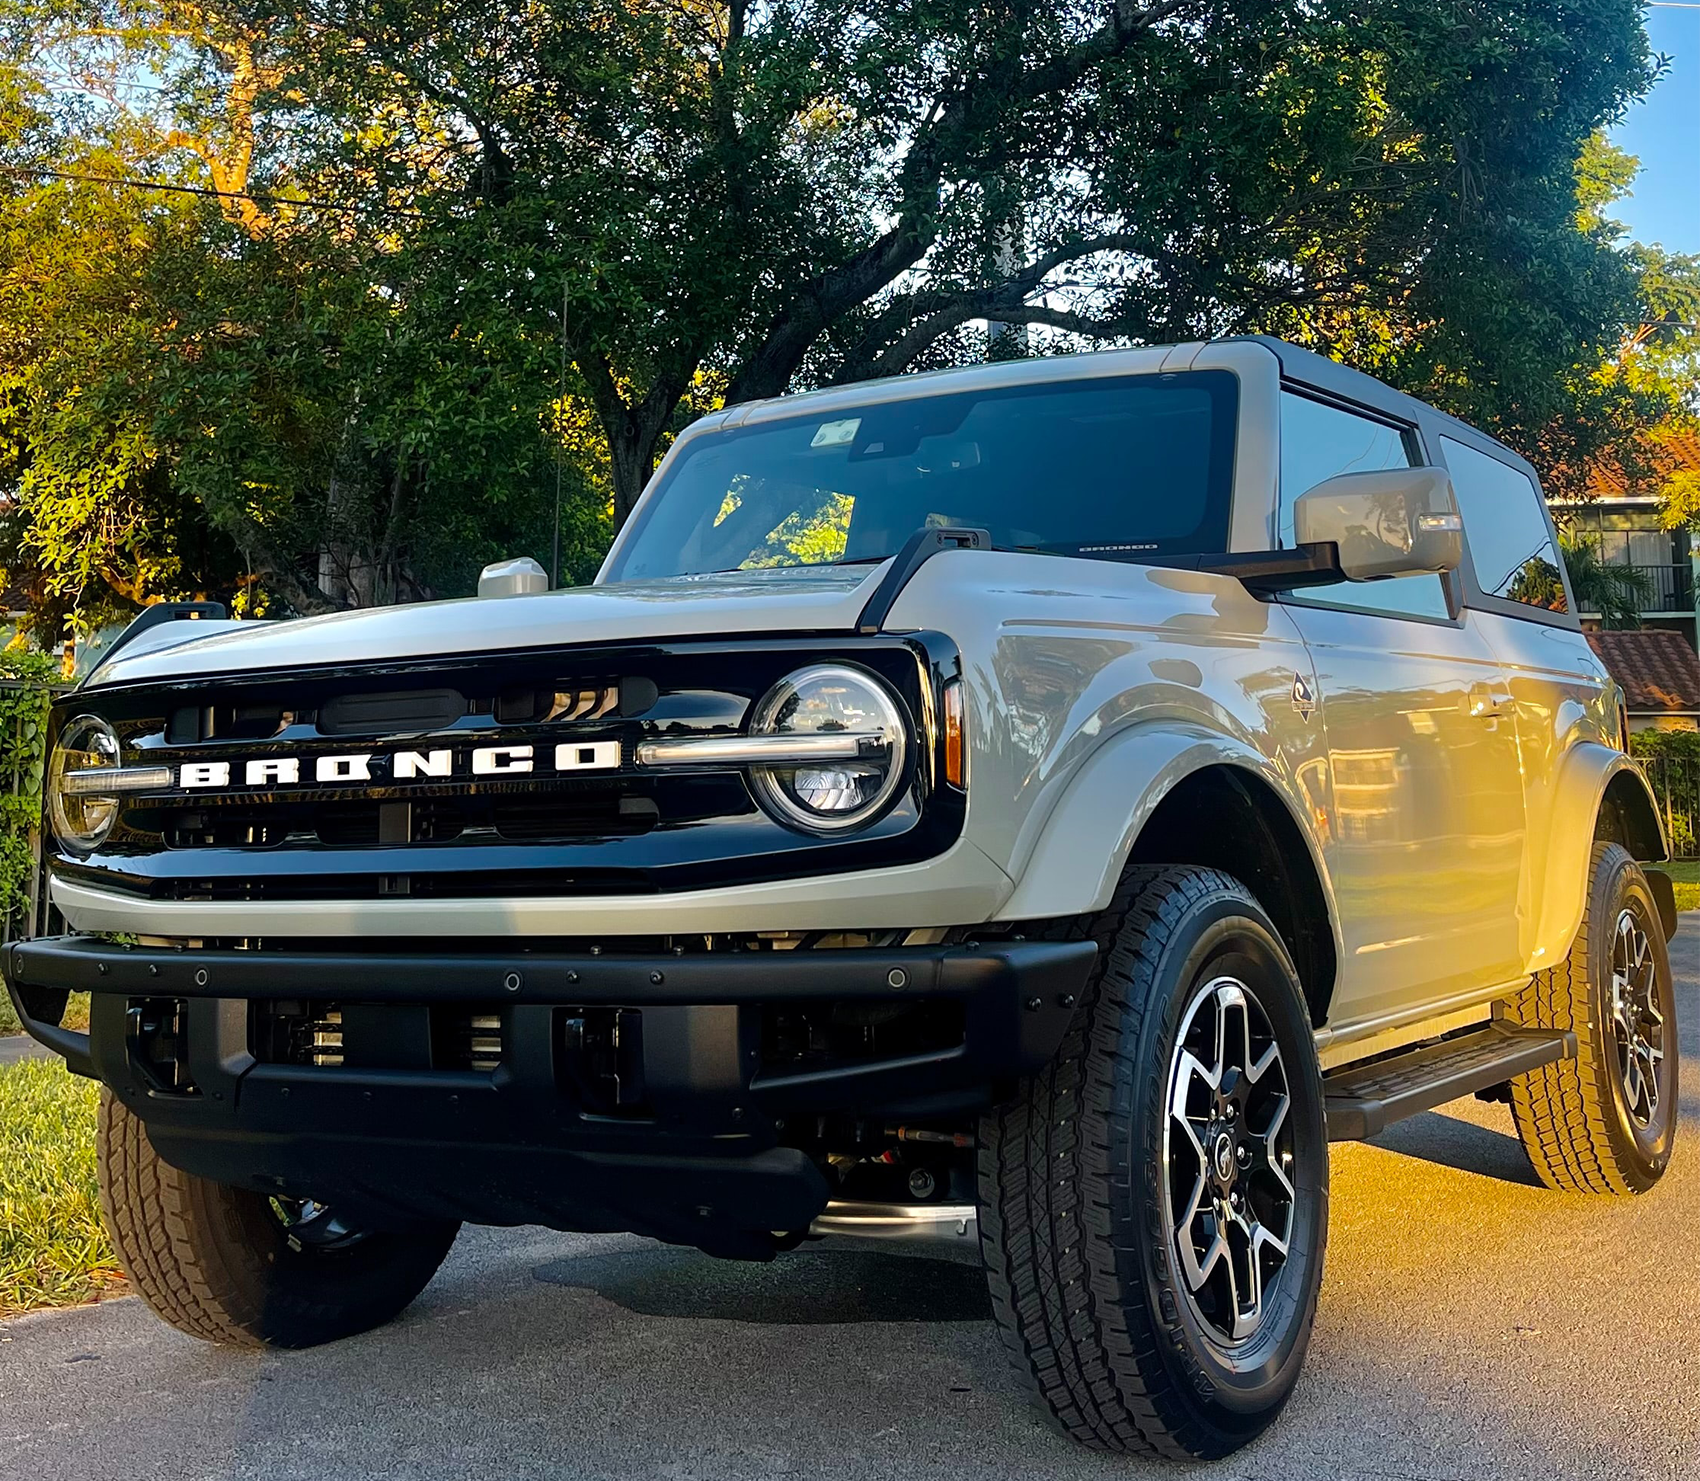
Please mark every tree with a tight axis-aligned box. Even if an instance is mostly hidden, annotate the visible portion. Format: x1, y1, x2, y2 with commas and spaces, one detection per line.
1559, 531, 1652, 629
274, 0, 1655, 519
0, 1, 614, 628
1555, 144, 1700, 519
0, 0, 1667, 628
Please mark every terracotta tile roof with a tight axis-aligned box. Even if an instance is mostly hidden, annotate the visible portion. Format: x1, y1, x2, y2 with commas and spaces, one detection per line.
1586, 422, 1700, 500
1587, 630, 1700, 714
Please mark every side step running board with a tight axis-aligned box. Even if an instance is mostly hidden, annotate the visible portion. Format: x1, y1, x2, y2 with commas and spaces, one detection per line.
1323, 1023, 1576, 1142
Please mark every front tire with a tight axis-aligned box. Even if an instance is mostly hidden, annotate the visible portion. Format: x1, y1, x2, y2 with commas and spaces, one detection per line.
978, 866, 1328, 1460
1506, 842, 1677, 1195
98, 1092, 459, 1347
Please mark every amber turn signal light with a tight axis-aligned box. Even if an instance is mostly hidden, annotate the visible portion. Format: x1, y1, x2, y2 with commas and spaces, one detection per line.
943, 679, 966, 788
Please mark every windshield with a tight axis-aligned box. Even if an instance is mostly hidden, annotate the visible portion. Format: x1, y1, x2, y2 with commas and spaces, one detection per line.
604, 370, 1238, 580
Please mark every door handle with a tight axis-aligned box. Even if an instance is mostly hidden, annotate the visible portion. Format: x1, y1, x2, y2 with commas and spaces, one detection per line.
1469, 685, 1514, 719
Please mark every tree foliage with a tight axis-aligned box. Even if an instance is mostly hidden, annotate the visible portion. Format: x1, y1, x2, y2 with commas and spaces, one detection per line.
1558, 530, 1651, 629
0, 0, 1679, 631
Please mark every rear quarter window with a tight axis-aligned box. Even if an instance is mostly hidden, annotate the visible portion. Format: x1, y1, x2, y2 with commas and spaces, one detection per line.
1441, 437, 1568, 614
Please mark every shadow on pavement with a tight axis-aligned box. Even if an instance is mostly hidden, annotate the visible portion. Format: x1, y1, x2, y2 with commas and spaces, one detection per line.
531, 1244, 993, 1324
1364, 1105, 1544, 1186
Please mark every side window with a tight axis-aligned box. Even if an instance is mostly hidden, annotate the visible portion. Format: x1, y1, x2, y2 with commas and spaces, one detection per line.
1278, 391, 1451, 621
1440, 437, 1568, 613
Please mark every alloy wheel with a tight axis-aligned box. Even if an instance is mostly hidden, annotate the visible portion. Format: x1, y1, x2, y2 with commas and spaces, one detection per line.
1608, 906, 1665, 1130
1162, 975, 1297, 1346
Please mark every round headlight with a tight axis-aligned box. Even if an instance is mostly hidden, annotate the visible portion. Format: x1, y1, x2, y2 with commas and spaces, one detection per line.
749, 665, 909, 832
48, 714, 123, 851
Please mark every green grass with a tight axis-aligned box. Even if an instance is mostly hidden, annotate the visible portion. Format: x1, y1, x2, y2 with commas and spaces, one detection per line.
0, 993, 90, 1038
0, 1057, 121, 1316
1659, 859, 1700, 912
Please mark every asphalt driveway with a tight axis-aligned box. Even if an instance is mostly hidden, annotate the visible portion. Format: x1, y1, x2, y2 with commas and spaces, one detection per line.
2, 922, 1696, 1481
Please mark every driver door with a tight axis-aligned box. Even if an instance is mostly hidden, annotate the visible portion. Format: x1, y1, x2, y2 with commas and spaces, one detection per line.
1277, 390, 1527, 1027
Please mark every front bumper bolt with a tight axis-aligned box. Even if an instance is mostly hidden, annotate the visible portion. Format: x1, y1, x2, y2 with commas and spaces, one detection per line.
650, 970, 664, 985
1025, 997, 1042, 1012
1057, 992, 1075, 1009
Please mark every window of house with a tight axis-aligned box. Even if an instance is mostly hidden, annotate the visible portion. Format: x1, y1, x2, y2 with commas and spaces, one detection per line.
1278, 391, 1451, 620
1440, 437, 1568, 614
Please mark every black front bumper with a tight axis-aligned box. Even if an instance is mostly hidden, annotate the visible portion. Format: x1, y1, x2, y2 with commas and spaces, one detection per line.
3, 935, 1094, 1256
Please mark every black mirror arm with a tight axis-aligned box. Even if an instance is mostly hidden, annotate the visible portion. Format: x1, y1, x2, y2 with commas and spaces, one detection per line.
84, 600, 229, 680
857, 526, 991, 634
1194, 542, 1343, 596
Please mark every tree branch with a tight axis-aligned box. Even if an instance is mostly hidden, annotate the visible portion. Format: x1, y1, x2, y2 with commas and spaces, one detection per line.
725, 1, 1200, 404
206, 502, 340, 616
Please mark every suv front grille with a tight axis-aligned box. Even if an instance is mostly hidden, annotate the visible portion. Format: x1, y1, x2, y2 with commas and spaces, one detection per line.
55, 638, 962, 902
140, 785, 669, 850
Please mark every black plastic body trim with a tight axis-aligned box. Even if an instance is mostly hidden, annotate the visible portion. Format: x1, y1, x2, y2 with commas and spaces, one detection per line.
1194, 541, 1344, 595
1, 969, 92, 1077
1323, 1023, 1576, 1141
1644, 868, 1680, 943
4, 934, 1094, 1014
3, 934, 1095, 1254
91, 602, 228, 674
855, 527, 989, 634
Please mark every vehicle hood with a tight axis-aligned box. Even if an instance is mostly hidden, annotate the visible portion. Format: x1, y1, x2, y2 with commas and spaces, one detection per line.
84, 566, 886, 688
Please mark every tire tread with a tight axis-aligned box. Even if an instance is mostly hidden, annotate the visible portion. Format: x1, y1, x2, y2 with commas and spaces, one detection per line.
1505, 842, 1669, 1196
978, 865, 1305, 1459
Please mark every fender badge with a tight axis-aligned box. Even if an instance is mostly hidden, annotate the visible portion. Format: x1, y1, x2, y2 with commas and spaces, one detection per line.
1291, 672, 1317, 719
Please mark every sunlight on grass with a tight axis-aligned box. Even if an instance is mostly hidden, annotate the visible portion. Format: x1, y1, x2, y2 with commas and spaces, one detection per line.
0, 1057, 121, 1316
1, 993, 90, 1038
1660, 860, 1699, 912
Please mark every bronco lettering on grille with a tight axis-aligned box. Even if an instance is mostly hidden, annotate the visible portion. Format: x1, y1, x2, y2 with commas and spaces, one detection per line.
178, 740, 622, 791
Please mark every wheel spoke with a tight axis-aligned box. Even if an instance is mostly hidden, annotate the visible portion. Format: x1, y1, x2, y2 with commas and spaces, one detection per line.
1162, 973, 1299, 1348
1608, 908, 1665, 1129
1259, 1093, 1296, 1203
1186, 1225, 1226, 1294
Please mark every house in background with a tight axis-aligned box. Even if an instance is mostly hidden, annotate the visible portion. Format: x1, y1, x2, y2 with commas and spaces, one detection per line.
1586, 629, 1700, 732
1552, 425, 1700, 653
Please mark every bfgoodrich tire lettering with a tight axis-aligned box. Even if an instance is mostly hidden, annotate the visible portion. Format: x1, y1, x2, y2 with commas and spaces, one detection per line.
978, 866, 1328, 1460
98, 1092, 459, 1347
1507, 842, 1677, 1195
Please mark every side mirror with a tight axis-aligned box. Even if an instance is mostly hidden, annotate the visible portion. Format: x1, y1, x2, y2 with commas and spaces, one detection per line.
1292, 467, 1463, 582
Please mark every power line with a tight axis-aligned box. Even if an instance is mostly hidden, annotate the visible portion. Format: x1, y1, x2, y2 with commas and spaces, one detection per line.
0, 163, 424, 218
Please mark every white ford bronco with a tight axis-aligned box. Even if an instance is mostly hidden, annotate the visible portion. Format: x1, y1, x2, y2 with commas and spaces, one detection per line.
5, 337, 1680, 1460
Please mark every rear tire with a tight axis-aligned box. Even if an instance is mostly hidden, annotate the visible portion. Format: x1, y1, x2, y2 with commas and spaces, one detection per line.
1506, 842, 1677, 1195
978, 866, 1328, 1460
97, 1091, 459, 1347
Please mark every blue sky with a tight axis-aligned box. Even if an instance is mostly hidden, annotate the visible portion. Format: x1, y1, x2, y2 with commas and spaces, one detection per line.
1610, 5, 1700, 252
